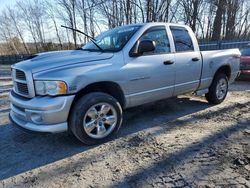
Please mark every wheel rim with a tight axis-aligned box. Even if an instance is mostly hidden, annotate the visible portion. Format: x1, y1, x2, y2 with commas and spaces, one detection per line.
216, 78, 227, 100
83, 102, 117, 139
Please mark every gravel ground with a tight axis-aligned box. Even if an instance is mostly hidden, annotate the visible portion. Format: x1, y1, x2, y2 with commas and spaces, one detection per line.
0, 65, 250, 188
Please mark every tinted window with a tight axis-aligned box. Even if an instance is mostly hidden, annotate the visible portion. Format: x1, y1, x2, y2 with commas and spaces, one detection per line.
240, 48, 250, 56
140, 26, 170, 54
170, 26, 194, 52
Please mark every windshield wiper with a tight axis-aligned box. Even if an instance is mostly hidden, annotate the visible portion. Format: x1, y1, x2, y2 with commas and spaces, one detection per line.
61, 25, 104, 52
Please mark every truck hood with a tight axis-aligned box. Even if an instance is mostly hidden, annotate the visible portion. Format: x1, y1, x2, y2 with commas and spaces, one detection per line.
14, 50, 114, 73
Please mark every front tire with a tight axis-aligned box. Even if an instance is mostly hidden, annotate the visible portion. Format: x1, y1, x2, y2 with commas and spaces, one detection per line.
205, 73, 228, 104
69, 92, 123, 145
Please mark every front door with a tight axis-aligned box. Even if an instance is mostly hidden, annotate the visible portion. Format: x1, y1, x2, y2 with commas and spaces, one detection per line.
126, 26, 175, 106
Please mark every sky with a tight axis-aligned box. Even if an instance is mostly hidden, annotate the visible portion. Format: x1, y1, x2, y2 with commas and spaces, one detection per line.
0, 0, 17, 12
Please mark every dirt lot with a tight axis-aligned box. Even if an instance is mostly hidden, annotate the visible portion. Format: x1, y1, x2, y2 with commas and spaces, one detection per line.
0, 65, 250, 188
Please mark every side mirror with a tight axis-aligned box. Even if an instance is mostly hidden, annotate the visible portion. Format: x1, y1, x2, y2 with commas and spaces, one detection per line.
130, 40, 156, 57
138, 40, 156, 54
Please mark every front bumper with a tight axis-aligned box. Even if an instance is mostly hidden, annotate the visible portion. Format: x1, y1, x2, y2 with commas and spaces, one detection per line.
9, 91, 75, 133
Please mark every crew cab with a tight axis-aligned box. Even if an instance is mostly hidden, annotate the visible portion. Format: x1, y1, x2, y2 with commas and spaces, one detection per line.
9, 23, 240, 144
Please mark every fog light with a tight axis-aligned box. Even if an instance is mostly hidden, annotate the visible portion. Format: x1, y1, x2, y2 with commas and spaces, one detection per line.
30, 112, 44, 123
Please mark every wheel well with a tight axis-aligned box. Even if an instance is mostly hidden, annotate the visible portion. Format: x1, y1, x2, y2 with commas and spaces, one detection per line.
72, 81, 126, 109
214, 65, 231, 79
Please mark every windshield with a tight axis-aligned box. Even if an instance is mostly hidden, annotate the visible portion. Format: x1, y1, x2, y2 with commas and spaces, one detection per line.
82, 25, 141, 52
240, 48, 250, 56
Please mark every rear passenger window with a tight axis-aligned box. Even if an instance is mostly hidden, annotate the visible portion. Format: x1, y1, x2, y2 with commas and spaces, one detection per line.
140, 26, 170, 54
170, 26, 194, 52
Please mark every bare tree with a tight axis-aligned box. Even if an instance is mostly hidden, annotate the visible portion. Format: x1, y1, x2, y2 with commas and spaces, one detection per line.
17, 1, 39, 52
45, 0, 63, 49
225, 0, 241, 39
0, 11, 20, 54
7, 7, 30, 54
0, 0, 250, 55
77, 0, 88, 43
211, 0, 225, 40
57, 0, 78, 47
179, 0, 204, 32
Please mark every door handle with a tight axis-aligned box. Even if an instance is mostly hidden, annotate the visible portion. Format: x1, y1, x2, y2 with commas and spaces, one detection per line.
192, 57, 200, 61
163, 60, 174, 65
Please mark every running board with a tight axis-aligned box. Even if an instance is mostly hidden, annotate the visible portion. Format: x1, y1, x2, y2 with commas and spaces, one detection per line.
195, 88, 209, 96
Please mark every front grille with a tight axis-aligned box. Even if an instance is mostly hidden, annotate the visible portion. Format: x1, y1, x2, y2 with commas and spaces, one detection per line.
12, 69, 31, 97
16, 69, 26, 80
240, 64, 245, 69
16, 82, 29, 95
240, 63, 250, 70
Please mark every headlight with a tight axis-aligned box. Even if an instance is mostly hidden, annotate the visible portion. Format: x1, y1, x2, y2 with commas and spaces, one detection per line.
35, 80, 68, 96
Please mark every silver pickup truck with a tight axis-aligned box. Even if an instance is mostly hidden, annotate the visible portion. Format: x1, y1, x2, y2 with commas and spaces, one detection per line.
9, 23, 240, 144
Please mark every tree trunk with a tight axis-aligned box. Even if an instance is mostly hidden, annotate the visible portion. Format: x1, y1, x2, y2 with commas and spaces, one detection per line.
212, 0, 225, 41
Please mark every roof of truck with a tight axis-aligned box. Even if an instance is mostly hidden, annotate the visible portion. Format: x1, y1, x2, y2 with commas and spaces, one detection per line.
116, 22, 188, 29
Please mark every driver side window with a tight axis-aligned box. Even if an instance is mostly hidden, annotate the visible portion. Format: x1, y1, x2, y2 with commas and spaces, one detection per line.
140, 26, 170, 55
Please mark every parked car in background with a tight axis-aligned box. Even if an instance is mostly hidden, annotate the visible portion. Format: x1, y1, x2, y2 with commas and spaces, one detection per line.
239, 48, 250, 79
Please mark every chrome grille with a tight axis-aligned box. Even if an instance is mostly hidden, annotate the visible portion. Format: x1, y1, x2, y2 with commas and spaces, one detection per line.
12, 69, 31, 98
16, 82, 29, 95
16, 69, 26, 80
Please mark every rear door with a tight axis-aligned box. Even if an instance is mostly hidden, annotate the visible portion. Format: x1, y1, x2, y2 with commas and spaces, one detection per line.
170, 26, 202, 95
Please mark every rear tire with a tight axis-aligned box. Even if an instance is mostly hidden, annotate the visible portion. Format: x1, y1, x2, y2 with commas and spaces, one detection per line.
205, 73, 228, 104
69, 92, 123, 145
